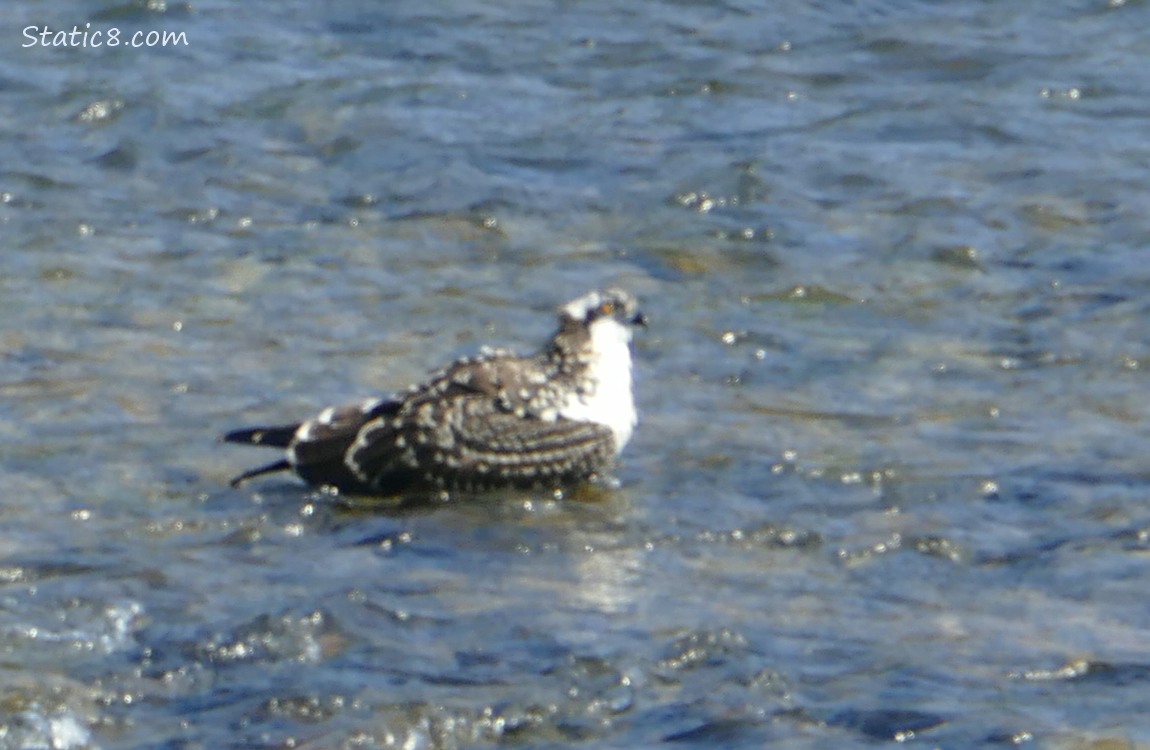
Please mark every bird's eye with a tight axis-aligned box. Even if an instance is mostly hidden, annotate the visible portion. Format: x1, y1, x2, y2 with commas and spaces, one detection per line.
599, 301, 615, 316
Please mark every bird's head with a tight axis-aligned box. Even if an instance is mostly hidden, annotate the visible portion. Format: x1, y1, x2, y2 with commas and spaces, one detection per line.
550, 287, 646, 365
552, 285, 653, 368
560, 287, 647, 332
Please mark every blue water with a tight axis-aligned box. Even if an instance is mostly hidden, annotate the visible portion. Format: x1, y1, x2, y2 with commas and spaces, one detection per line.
3, 0, 1150, 747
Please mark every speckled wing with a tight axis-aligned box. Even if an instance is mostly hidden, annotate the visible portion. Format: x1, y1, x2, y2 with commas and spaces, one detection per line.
346, 353, 616, 492
348, 397, 615, 491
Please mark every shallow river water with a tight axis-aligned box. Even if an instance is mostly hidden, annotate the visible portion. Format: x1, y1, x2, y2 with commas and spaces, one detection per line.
3, 1, 1150, 748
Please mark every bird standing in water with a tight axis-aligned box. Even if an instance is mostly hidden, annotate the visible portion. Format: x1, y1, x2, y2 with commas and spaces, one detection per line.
223, 288, 646, 496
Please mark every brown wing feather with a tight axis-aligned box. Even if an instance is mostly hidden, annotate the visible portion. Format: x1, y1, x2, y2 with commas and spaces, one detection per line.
348, 393, 615, 492
447, 407, 616, 484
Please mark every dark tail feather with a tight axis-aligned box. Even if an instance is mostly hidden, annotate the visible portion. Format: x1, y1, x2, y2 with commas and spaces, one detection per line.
221, 424, 300, 448
229, 459, 293, 488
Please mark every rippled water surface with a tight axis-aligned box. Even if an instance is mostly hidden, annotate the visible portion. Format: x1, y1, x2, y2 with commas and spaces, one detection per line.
4, 0, 1150, 747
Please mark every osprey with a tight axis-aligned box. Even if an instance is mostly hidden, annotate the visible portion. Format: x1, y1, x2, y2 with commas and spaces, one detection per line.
223, 288, 646, 495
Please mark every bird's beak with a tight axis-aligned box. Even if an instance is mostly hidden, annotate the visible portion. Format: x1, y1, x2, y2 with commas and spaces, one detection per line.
631, 311, 649, 328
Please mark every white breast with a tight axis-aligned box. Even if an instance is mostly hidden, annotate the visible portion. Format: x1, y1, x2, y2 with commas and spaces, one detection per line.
558, 317, 637, 454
